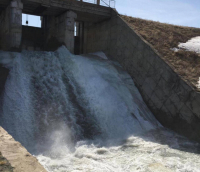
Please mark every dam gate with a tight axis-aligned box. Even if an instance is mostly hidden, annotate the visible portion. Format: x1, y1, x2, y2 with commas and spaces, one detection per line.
0, 0, 115, 53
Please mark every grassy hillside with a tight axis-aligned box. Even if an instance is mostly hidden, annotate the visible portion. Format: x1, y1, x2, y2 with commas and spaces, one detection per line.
121, 15, 200, 89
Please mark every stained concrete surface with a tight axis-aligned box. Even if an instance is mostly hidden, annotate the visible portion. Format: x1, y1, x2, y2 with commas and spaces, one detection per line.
0, 127, 47, 172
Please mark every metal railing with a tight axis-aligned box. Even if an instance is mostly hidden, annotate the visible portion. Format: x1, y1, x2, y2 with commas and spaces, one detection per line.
101, 0, 115, 8
76, 0, 115, 8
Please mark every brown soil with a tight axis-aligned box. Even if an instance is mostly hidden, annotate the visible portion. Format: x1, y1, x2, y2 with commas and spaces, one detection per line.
121, 15, 200, 90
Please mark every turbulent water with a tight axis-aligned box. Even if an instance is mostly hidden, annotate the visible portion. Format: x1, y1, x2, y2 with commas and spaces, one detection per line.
0, 47, 200, 172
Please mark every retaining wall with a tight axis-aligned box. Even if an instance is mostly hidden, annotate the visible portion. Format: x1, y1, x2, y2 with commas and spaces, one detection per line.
0, 65, 9, 120
0, 65, 9, 97
0, 127, 47, 172
85, 10, 200, 142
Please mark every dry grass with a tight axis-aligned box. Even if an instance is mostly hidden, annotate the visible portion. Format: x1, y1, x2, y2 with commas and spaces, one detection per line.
121, 15, 200, 89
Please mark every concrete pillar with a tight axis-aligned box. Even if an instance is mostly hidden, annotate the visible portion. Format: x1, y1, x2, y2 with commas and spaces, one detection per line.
79, 22, 83, 54
0, 7, 10, 50
83, 22, 88, 54
64, 11, 77, 53
9, 0, 23, 50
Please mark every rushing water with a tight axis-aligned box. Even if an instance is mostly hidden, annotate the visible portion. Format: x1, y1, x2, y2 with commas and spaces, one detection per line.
0, 47, 200, 172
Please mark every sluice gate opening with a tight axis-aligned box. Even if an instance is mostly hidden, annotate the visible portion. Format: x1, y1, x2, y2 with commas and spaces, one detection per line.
22, 14, 43, 51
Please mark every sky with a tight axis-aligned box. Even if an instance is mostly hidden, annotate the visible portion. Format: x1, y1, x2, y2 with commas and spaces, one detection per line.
116, 0, 200, 28
22, 0, 200, 28
22, 14, 41, 28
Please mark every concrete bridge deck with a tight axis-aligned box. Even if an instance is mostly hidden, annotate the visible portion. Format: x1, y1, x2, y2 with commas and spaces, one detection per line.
0, 0, 112, 22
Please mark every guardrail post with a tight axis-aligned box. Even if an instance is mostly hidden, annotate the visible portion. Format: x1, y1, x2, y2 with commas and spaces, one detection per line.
97, 0, 100, 5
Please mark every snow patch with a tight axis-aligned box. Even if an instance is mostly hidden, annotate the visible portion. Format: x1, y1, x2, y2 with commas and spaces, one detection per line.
170, 48, 179, 52
170, 36, 200, 88
178, 36, 200, 54
197, 77, 200, 89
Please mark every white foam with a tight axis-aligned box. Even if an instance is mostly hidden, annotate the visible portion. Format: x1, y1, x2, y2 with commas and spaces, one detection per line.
37, 131, 200, 172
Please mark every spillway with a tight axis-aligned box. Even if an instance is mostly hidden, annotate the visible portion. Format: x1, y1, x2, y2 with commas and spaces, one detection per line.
0, 47, 200, 172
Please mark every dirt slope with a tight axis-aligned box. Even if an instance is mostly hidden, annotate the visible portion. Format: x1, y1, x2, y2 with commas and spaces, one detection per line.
121, 15, 200, 90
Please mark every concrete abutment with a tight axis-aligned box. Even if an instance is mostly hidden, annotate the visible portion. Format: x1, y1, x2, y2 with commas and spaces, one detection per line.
84, 10, 200, 143
43, 10, 77, 53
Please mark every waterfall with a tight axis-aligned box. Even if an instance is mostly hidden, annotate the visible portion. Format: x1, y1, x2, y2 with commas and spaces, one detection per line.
0, 47, 200, 172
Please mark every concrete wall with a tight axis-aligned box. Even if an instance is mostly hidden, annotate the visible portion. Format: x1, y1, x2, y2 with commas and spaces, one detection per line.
0, 65, 9, 120
0, 65, 9, 119
85, 11, 200, 142
10, 0, 23, 50
0, 127, 47, 172
0, 65, 9, 97
44, 11, 77, 53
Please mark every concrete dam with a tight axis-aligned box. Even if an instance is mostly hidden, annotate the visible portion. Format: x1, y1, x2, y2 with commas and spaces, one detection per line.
0, 0, 200, 171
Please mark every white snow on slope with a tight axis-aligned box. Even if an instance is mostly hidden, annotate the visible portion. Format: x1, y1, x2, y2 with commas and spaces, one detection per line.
178, 36, 200, 54
179, 36, 200, 89
171, 36, 200, 89
197, 78, 200, 89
